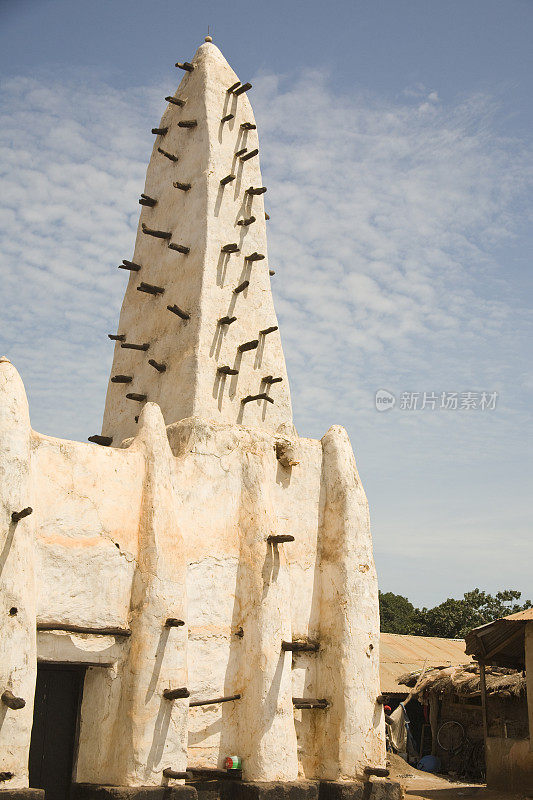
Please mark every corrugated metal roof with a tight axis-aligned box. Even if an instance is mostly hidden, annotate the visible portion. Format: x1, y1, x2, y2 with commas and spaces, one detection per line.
379, 633, 469, 694
502, 608, 533, 621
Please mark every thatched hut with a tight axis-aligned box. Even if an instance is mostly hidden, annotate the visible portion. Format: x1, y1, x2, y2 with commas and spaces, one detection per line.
398, 663, 528, 779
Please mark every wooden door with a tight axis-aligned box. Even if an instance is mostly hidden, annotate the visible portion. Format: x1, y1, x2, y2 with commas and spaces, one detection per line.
29, 664, 86, 800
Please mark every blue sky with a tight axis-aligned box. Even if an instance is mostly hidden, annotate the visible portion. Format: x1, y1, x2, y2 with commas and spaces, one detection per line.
1, 0, 531, 607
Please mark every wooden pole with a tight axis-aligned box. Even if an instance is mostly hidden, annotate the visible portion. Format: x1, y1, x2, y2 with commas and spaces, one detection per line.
36, 622, 131, 637
164, 618, 185, 628
480, 660, 489, 742
1, 691, 26, 710
11, 507, 33, 524
165, 96, 185, 107
163, 769, 191, 780
163, 687, 190, 700
88, 435, 113, 446
189, 694, 241, 707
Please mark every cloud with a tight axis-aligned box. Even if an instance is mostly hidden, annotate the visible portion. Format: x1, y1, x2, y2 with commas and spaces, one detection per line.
0, 67, 531, 604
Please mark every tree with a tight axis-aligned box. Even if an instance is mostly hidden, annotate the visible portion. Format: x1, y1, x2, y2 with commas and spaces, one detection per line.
379, 591, 420, 635
418, 589, 532, 639
379, 588, 532, 639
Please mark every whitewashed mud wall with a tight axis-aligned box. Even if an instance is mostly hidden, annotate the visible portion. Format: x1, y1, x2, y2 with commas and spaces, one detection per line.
1, 367, 384, 786
0, 357, 36, 789
165, 417, 385, 780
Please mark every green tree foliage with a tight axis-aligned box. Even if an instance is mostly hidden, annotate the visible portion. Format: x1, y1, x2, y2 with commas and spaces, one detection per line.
379, 588, 532, 639
379, 591, 420, 635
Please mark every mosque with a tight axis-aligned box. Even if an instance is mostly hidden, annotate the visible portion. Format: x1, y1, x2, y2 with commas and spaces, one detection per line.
1, 37, 398, 800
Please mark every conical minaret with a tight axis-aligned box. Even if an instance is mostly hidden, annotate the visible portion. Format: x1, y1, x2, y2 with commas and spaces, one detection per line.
102, 38, 292, 444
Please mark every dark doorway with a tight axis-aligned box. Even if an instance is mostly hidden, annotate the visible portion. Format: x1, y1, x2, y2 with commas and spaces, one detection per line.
29, 664, 86, 800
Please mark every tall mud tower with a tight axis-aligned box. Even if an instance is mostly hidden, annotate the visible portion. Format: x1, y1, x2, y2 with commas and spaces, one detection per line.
103, 40, 291, 444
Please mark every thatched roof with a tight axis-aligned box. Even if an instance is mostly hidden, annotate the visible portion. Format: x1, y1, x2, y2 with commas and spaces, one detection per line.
398, 663, 526, 700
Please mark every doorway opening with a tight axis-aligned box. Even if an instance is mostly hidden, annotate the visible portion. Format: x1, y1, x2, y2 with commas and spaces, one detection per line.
29, 663, 86, 800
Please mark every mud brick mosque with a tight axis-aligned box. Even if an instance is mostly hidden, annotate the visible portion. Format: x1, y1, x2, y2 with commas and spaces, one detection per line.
1, 37, 399, 800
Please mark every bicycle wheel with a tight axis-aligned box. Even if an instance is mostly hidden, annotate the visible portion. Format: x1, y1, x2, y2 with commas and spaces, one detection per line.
437, 720, 465, 753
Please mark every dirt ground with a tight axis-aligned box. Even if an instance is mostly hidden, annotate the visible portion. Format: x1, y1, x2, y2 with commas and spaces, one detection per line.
388, 754, 533, 800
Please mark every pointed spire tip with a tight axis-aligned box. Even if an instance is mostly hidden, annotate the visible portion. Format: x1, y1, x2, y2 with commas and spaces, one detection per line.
205, 35, 213, 43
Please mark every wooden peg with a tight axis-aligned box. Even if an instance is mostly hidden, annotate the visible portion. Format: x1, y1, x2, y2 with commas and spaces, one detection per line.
126, 393, 147, 402
238, 340, 259, 352
233, 82, 252, 96
234, 280, 249, 294
165, 618, 185, 627
246, 186, 266, 195
137, 282, 165, 295
234, 148, 247, 157
139, 194, 157, 207
237, 216, 256, 226
364, 767, 390, 778
178, 120, 197, 128
217, 366, 239, 375
292, 697, 329, 709
142, 223, 172, 239
282, 639, 320, 652
108, 334, 126, 341
227, 81, 241, 93
220, 174, 236, 185
188, 768, 242, 779
157, 147, 179, 162
111, 375, 133, 383
88, 435, 113, 446
221, 114, 234, 122
263, 376, 283, 384
260, 326, 278, 335
163, 770, 191, 780
165, 96, 185, 107
148, 359, 167, 373
134, 416, 139, 423
245, 252, 265, 262
1, 691, 26, 710
152, 127, 168, 135
11, 508, 33, 524
173, 181, 191, 191
267, 534, 295, 544
240, 148, 258, 162
241, 122, 256, 130
218, 316, 237, 326
168, 243, 190, 254
167, 304, 190, 320
163, 687, 190, 700
265, 212, 270, 220
241, 393, 274, 404
189, 694, 241, 707
175, 62, 194, 71
221, 243, 240, 253
121, 342, 149, 351
269, 270, 275, 276
119, 260, 141, 272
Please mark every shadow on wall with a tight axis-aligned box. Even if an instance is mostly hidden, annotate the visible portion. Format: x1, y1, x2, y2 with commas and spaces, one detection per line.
0, 520, 16, 577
